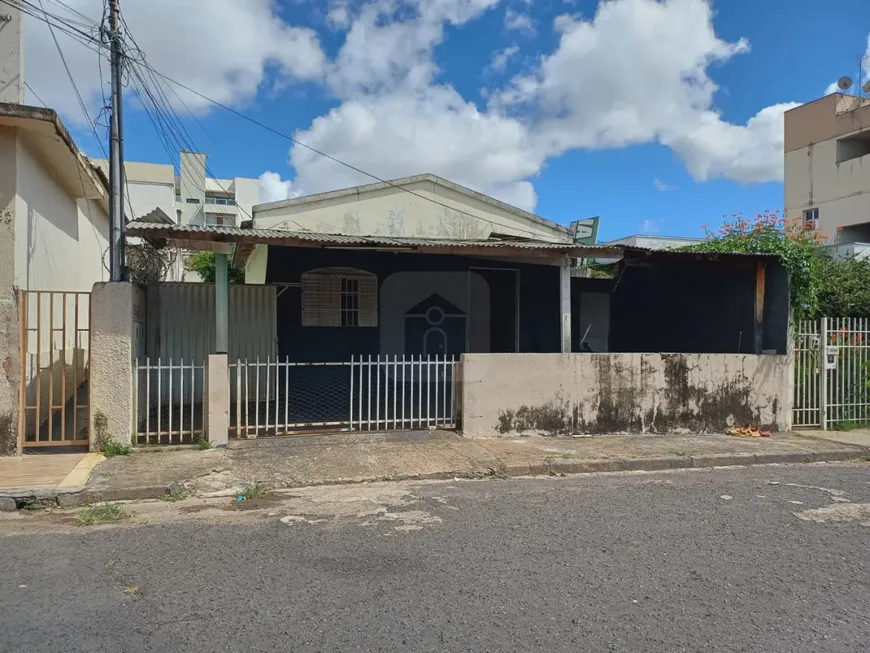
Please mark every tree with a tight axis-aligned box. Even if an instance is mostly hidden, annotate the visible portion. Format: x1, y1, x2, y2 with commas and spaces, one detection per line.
682, 210, 824, 318
185, 250, 246, 284
682, 210, 870, 318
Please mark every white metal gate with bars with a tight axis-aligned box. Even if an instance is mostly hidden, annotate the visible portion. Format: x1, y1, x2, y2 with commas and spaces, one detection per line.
793, 318, 870, 429
229, 355, 458, 438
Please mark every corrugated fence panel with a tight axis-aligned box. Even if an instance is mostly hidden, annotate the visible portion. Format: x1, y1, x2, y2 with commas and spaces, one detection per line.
146, 283, 277, 362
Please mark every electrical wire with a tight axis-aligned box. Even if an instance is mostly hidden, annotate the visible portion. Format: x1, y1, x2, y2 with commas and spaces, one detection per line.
23, 80, 48, 107
12, 0, 566, 241
35, 0, 107, 160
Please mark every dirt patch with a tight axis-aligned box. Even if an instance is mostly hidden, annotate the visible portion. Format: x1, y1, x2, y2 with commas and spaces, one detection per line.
794, 503, 870, 526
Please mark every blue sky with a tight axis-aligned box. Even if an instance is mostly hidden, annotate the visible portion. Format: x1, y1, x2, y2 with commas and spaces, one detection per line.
25, 0, 870, 241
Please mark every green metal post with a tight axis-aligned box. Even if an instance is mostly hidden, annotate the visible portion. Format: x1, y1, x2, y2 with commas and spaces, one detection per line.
215, 252, 229, 354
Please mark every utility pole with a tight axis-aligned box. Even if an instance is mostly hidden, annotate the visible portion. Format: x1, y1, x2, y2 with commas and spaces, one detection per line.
108, 0, 125, 281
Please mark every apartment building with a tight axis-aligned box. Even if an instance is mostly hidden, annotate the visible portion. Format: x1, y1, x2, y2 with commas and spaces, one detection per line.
784, 93, 870, 259
94, 151, 259, 227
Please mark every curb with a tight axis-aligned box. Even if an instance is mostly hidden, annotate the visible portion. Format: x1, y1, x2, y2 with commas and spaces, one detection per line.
2, 447, 866, 509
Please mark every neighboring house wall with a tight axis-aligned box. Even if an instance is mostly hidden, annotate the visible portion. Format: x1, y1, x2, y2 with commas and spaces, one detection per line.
255, 177, 570, 243
461, 353, 791, 436
15, 138, 109, 291
0, 128, 19, 454
0, 122, 110, 454
784, 94, 870, 242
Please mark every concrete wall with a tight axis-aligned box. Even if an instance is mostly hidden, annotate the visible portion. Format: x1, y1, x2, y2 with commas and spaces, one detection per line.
14, 136, 109, 291
93, 160, 176, 222
784, 139, 870, 241
180, 152, 206, 225
90, 282, 143, 448
0, 128, 19, 454
461, 353, 791, 437
255, 178, 569, 243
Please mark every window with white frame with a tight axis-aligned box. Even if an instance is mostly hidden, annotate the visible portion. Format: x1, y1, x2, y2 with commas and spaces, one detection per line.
803, 207, 819, 230
302, 268, 377, 327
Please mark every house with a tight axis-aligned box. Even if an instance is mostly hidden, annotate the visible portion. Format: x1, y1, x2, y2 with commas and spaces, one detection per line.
0, 103, 111, 454
117, 173, 792, 447
784, 93, 870, 260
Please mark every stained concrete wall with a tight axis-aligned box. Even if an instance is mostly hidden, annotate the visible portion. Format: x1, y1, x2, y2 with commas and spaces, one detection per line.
90, 282, 143, 448
461, 353, 791, 437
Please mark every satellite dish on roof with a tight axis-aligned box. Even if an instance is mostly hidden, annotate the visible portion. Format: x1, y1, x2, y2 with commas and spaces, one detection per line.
863, 80, 870, 94
838, 76, 853, 90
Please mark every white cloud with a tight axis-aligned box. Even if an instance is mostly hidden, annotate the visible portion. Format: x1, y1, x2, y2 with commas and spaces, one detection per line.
488, 44, 520, 73
28, 0, 807, 215
653, 178, 676, 192
504, 9, 535, 33
23, 0, 325, 124
291, 85, 543, 210
642, 219, 661, 234
258, 171, 302, 204
492, 0, 793, 185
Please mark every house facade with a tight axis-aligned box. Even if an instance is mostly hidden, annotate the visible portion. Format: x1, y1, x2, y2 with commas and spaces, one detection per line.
0, 103, 111, 454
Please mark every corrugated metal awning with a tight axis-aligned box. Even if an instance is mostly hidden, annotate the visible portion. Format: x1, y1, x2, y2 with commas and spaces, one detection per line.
125, 221, 778, 269
125, 221, 624, 267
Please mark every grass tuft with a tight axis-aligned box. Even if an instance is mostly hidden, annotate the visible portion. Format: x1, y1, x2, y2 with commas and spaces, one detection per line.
102, 440, 132, 457
238, 484, 266, 501
77, 502, 128, 526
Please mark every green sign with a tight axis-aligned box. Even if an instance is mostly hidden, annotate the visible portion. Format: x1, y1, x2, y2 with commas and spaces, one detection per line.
570, 216, 600, 245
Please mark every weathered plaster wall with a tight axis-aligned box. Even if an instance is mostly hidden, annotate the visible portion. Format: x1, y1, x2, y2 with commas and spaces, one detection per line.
0, 128, 19, 454
461, 353, 791, 437
255, 178, 568, 243
90, 282, 142, 448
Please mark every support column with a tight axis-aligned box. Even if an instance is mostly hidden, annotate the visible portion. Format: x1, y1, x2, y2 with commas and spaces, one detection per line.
560, 264, 571, 353
754, 262, 766, 354
215, 252, 228, 354
90, 282, 142, 449
205, 354, 228, 447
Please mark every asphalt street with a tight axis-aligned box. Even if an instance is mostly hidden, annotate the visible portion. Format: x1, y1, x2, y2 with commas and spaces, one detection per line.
2, 463, 870, 652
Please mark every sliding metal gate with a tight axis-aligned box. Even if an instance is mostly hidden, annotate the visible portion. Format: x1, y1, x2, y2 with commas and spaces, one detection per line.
18, 290, 91, 448
229, 355, 458, 438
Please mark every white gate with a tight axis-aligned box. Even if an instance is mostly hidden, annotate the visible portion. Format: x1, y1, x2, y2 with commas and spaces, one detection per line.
229, 355, 459, 438
793, 318, 870, 429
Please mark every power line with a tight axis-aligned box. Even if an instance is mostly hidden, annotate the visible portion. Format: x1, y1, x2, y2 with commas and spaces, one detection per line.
35, 0, 108, 160
23, 80, 48, 107
13, 0, 563, 241
138, 63, 560, 240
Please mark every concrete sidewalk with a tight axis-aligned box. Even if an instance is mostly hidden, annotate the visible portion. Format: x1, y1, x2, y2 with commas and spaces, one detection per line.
2, 430, 867, 508
75, 429, 870, 503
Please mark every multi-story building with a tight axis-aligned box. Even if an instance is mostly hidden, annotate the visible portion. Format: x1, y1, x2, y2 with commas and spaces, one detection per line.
94, 151, 259, 227
784, 93, 870, 259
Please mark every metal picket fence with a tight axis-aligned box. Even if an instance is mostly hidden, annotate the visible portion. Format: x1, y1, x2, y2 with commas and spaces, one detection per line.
793, 318, 870, 429
350, 355, 458, 431
228, 355, 458, 438
134, 358, 206, 445
229, 359, 352, 438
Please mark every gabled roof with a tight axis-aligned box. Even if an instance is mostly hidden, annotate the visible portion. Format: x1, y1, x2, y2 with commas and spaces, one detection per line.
253, 173, 571, 238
